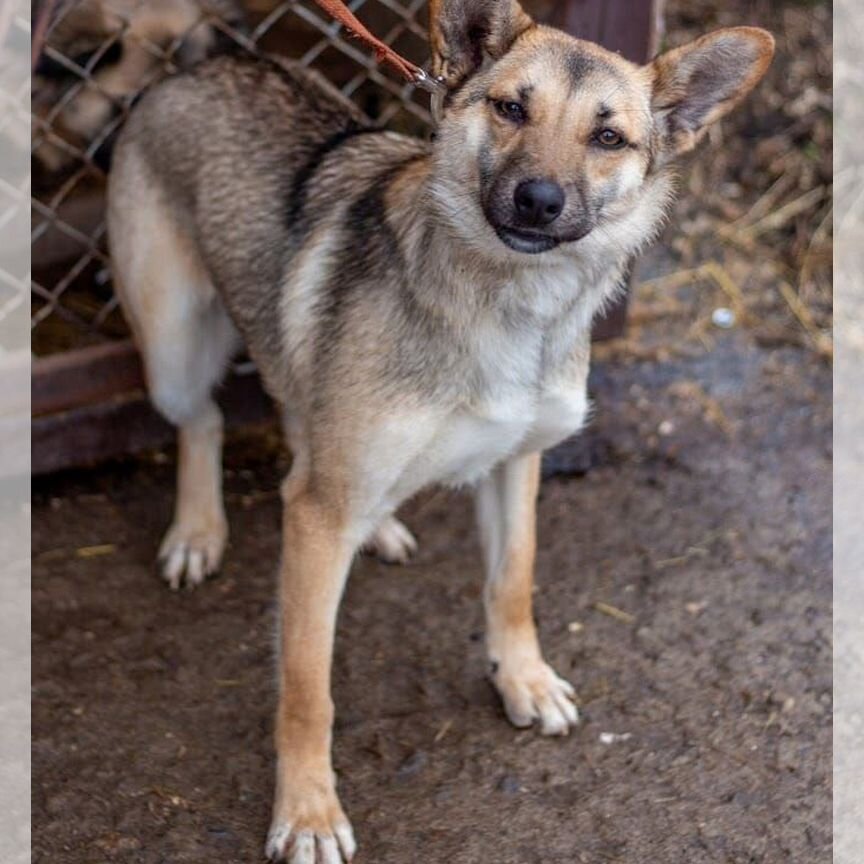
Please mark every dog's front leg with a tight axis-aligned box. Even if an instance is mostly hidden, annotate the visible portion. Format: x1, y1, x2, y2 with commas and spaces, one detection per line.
267, 484, 357, 864
475, 452, 579, 736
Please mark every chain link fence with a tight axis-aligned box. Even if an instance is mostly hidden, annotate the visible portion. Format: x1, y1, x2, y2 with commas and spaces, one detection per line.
32, 0, 440, 357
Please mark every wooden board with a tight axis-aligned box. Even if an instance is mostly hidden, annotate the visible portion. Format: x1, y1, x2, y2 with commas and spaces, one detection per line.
32, 352, 273, 475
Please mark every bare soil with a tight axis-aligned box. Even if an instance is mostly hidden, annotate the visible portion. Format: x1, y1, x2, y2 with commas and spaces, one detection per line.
32, 0, 832, 861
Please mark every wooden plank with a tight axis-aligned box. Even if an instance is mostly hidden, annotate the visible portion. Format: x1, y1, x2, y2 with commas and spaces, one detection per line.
551, 0, 662, 62
33, 393, 173, 475
32, 340, 145, 417
32, 366, 273, 475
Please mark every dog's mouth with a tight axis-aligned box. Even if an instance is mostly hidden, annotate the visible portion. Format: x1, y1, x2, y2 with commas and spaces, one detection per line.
494, 225, 560, 255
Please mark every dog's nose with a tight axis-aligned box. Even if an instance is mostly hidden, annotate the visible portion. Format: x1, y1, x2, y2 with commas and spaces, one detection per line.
513, 179, 565, 227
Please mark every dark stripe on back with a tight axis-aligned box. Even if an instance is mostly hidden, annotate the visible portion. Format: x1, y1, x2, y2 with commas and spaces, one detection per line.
285, 122, 382, 229
328, 154, 425, 312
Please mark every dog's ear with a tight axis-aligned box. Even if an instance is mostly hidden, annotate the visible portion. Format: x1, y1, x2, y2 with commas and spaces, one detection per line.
428, 0, 534, 88
649, 27, 775, 157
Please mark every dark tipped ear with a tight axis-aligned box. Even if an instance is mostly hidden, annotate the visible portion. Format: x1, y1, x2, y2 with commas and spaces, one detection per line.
650, 27, 775, 157
428, 0, 534, 89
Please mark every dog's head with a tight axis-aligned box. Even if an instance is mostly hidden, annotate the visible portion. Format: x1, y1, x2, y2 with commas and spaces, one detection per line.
427, 0, 774, 258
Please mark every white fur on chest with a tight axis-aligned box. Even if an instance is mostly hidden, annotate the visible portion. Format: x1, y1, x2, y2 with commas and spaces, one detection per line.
428, 393, 538, 487
435, 384, 589, 486
363, 272, 593, 518
374, 381, 588, 513
424, 309, 588, 486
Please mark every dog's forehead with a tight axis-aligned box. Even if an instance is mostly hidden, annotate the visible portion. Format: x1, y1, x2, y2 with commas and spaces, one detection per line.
496, 32, 647, 106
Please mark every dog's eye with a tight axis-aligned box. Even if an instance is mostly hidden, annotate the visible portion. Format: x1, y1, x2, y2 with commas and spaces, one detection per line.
593, 128, 627, 150
493, 100, 527, 124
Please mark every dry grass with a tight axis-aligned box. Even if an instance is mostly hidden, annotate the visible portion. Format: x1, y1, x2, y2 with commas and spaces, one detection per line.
607, 0, 832, 362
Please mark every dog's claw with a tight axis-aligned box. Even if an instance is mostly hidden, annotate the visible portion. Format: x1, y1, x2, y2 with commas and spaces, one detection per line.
316, 834, 343, 864
334, 822, 356, 861
289, 830, 314, 864
493, 660, 579, 736
266, 824, 294, 861
158, 519, 226, 591
266, 822, 355, 864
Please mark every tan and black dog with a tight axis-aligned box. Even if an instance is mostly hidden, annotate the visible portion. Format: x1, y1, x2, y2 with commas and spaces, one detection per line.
107, 2, 773, 860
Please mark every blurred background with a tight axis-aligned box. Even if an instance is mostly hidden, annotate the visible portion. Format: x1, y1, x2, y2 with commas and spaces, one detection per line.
625, 0, 831, 363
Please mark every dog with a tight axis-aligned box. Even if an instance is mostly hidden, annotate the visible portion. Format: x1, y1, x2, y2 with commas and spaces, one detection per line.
107, 1, 773, 859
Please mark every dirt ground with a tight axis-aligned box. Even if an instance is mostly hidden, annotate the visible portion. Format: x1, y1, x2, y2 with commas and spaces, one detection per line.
32, 0, 832, 862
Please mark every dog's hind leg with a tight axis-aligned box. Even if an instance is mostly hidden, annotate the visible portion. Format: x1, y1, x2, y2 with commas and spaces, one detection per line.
475, 452, 579, 735
157, 391, 233, 591
142, 286, 238, 591
142, 281, 238, 591
109, 156, 239, 589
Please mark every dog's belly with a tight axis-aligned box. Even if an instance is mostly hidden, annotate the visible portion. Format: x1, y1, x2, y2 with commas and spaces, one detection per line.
380, 385, 589, 507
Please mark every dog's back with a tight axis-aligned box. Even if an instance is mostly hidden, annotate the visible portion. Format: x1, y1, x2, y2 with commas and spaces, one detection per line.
109, 54, 427, 399
117, 53, 365, 218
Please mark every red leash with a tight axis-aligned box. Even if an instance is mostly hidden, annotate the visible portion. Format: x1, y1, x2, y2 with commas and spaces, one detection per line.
311, 0, 443, 94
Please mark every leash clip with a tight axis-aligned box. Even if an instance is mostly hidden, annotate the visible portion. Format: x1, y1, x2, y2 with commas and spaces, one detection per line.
413, 70, 446, 125
413, 69, 446, 95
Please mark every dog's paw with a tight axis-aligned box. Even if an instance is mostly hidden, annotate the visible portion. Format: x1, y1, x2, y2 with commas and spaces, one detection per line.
492, 659, 579, 736
158, 517, 227, 591
266, 795, 355, 863
363, 516, 418, 565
